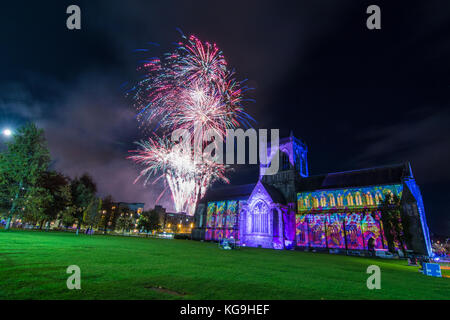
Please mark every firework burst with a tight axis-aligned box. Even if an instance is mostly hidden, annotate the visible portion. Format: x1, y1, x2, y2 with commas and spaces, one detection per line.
128, 33, 252, 215
129, 137, 228, 215
129, 34, 252, 135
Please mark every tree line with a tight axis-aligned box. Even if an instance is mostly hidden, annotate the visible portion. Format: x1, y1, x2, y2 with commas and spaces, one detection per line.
0, 123, 161, 234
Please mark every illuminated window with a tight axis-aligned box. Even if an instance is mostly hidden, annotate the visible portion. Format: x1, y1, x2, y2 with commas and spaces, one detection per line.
375, 192, 383, 204
252, 201, 269, 234
304, 197, 310, 209
313, 197, 319, 208
320, 195, 327, 207
365, 192, 374, 206
329, 194, 336, 207
346, 193, 354, 206
298, 197, 303, 210
355, 192, 362, 206
337, 194, 344, 207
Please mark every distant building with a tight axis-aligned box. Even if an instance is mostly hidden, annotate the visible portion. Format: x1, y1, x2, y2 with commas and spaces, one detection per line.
153, 205, 194, 233
116, 202, 145, 216
115, 202, 144, 232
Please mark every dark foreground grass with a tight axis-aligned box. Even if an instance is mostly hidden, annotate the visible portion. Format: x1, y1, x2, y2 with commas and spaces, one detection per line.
0, 230, 449, 299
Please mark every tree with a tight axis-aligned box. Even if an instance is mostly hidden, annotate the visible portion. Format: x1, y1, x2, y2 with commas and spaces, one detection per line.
22, 185, 53, 228
98, 195, 115, 234
70, 173, 97, 231
116, 213, 135, 234
0, 123, 51, 229
379, 193, 408, 252
59, 183, 76, 229
138, 210, 161, 235
83, 197, 102, 231
109, 204, 121, 232
35, 171, 71, 229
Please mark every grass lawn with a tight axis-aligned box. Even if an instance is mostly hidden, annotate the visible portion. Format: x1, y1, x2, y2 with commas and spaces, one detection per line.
0, 230, 449, 300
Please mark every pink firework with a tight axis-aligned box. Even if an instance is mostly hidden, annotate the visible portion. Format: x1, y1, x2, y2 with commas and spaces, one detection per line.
129, 137, 228, 215
128, 33, 252, 215
129, 34, 251, 136
173, 35, 228, 86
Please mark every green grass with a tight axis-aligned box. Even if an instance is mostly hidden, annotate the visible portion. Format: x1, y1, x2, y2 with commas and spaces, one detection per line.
0, 230, 449, 300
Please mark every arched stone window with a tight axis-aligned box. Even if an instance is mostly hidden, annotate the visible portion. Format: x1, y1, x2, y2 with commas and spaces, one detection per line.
365, 192, 374, 206
337, 194, 344, 207
297, 197, 303, 210
252, 200, 269, 234
295, 151, 301, 172
320, 195, 327, 207
375, 192, 383, 204
329, 194, 336, 207
272, 209, 279, 238
346, 193, 354, 206
281, 151, 290, 171
304, 197, 310, 209
355, 192, 363, 206
313, 197, 319, 208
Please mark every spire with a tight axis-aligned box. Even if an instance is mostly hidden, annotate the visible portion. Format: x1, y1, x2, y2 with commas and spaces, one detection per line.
406, 161, 414, 179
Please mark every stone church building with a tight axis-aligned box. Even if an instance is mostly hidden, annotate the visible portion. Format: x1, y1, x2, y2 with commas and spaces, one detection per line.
191, 133, 432, 256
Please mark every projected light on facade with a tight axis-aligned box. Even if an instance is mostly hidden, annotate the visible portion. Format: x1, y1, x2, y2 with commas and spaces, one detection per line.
205, 200, 242, 241
295, 185, 401, 250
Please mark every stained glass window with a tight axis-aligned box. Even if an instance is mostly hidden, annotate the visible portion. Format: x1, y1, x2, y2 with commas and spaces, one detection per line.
252, 201, 269, 234
329, 194, 336, 207
346, 193, 354, 207
355, 192, 362, 206
320, 195, 327, 207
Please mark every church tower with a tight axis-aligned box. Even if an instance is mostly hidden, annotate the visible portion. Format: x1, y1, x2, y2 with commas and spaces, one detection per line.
260, 131, 308, 204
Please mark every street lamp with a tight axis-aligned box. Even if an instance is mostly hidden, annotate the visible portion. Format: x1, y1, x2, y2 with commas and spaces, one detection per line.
2, 128, 12, 137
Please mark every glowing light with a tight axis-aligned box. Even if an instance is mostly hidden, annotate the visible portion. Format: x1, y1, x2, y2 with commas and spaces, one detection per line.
2, 128, 12, 137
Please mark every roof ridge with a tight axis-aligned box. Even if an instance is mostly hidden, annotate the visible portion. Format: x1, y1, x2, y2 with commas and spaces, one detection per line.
207, 182, 256, 191
305, 162, 408, 178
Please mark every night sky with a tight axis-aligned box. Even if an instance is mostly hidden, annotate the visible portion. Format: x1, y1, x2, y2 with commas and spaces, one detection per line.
1, 1, 449, 235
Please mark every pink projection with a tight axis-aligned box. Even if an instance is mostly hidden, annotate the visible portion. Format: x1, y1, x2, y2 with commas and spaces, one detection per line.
326, 214, 345, 249
296, 211, 386, 250
309, 215, 327, 248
